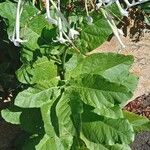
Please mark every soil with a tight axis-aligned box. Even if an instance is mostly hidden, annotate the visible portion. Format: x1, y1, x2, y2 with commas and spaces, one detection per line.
0, 118, 21, 150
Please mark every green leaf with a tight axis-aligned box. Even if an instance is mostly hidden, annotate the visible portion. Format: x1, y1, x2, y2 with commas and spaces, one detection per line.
75, 4, 120, 53
66, 53, 138, 92
41, 103, 64, 150
56, 88, 83, 136
93, 105, 123, 119
35, 134, 54, 150
123, 110, 150, 132
81, 134, 131, 150
1, 108, 21, 124
70, 74, 132, 108
21, 16, 52, 49
140, 2, 150, 14
0, 1, 37, 37
82, 111, 134, 145
0, 1, 54, 62
16, 56, 57, 85
14, 86, 60, 108
81, 133, 108, 150
41, 102, 73, 150
0, 1, 17, 35
67, 53, 132, 77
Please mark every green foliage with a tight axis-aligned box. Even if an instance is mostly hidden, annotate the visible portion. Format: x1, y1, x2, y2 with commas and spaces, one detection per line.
123, 110, 150, 133
0, 0, 149, 149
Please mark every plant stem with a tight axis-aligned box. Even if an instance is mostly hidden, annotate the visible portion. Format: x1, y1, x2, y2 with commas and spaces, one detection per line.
61, 48, 67, 80
85, 0, 89, 16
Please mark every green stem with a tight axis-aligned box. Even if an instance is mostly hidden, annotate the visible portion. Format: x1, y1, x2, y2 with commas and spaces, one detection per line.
61, 48, 67, 80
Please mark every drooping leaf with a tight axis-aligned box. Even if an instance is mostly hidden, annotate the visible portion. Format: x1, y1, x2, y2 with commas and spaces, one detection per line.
56, 88, 83, 136
41, 102, 73, 150
81, 111, 134, 145
1, 108, 21, 124
123, 110, 150, 132
14, 86, 60, 108
81, 134, 131, 150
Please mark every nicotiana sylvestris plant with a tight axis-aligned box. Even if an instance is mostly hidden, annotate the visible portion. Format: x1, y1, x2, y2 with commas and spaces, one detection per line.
0, 0, 150, 149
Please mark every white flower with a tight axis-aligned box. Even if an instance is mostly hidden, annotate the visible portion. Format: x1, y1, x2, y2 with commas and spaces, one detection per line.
96, 0, 103, 9
115, 0, 128, 16
46, 16, 57, 25
68, 28, 79, 40
53, 1, 68, 44
117, 28, 124, 36
54, 36, 68, 44
103, 0, 112, 4
11, 0, 27, 47
101, 9, 125, 48
123, 0, 132, 7
45, 0, 57, 25
11, 38, 27, 47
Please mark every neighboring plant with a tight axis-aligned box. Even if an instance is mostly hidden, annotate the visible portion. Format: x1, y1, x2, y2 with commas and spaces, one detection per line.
0, 0, 149, 149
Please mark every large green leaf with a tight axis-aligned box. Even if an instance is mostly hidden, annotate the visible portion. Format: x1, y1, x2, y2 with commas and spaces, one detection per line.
16, 56, 57, 85
81, 111, 134, 145
56, 89, 83, 135
75, 13, 112, 53
92, 105, 123, 119
14, 86, 60, 108
40, 102, 73, 150
66, 53, 138, 92
56, 87, 134, 148
20, 16, 52, 49
41, 103, 64, 150
66, 53, 132, 77
70, 74, 132, 107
